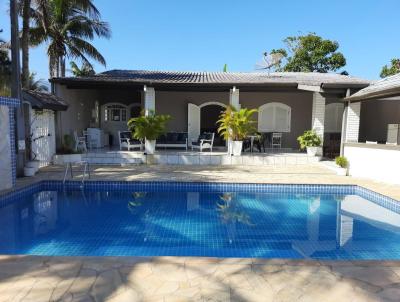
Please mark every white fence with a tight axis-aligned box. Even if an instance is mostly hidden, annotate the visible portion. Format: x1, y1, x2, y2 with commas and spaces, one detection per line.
30, 109, 56, 167
344, 143, 400, 184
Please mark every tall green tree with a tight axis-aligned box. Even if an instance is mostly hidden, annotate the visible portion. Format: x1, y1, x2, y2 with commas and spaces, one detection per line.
380, 58, 400, 78
271, 33, 347, 73
30, 0, 111, 77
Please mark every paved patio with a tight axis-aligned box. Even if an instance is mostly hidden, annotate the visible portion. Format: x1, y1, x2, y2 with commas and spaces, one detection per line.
1, 163, 400, 301
1, 256, 399, 302
9, 163, 400, 201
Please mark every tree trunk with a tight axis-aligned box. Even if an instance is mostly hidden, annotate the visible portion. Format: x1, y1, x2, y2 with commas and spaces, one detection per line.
21, 0, 31, 89
10, 0, 26, 176
60, 57, 65, 77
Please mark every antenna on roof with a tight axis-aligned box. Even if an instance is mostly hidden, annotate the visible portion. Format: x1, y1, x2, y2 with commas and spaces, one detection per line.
255, 52, 284, 74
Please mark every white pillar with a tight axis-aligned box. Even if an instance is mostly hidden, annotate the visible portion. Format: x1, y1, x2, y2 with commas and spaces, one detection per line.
344, 102, 361, 143
229, 86, 240, 109
143, 86, 155, 116
311, 92, 326, 141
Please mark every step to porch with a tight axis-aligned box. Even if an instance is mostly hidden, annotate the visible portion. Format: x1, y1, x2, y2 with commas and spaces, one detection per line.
81, 151, 321, 166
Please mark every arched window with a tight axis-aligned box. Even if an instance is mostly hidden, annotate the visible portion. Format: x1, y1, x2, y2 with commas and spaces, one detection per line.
325, 103, 344, 133
104, 104, 127, 122
258, 102, 291, 132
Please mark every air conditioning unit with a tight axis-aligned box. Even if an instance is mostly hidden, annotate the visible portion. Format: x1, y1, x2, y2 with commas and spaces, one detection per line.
387, 124, 400, 144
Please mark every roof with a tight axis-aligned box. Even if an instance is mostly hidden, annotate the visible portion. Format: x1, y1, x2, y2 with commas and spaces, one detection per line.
22, 89, 68, 111
50, 69, 370, 90
346, 73, 400, 102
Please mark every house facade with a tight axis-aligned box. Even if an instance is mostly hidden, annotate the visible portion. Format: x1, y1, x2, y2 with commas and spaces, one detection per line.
51, 70, 369, 152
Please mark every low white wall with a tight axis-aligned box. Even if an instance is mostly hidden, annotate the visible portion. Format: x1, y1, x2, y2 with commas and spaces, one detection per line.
344, 143, 400, 184
0, 105, 12, 191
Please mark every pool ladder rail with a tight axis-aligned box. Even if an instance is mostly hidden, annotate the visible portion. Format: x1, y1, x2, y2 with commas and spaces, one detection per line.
63, 161, 91, 186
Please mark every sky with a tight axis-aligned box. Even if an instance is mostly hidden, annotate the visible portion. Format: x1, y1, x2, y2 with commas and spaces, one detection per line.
0, 0, 399, 82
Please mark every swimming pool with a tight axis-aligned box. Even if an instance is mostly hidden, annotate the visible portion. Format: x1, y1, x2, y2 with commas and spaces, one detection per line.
1, 181, 400, 260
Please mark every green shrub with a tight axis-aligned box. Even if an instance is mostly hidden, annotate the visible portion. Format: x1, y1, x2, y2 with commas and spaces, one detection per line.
217, 105, 257, 141
127, 110, 171, 141
57, 134, 81, 154
297, 130, 322, 150
335, 156, 348, 168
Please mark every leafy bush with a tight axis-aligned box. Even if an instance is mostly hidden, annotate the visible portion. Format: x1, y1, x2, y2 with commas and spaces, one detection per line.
335, 156, 348, 168
57, 134, 81, 154
217, 106, 257, 141
127, 110, 171, 141
297, 130, 322, 150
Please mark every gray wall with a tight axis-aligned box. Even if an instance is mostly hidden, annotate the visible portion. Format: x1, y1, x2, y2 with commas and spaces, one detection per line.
359, 99, 400, 142
156, 91, 229, 132
54, 84, 98, 146
241, 91, 313, 149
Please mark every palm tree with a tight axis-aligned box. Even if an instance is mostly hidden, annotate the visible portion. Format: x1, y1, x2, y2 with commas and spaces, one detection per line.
21, 0, 31, 88
30, 0, 111, 77
28, 72, 49, 91
69, 61, 95, 76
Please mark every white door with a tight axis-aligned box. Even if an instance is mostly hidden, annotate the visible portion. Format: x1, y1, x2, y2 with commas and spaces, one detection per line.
188, 103, 200, 146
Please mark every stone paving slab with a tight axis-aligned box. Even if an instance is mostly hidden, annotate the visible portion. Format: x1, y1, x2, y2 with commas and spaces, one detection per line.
0, 256, 399, 301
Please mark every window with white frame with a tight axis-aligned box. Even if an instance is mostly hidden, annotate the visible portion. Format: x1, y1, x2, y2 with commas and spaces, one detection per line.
104, 104, 127, 122
258, 102, 291, 132
324, 103, 344, 133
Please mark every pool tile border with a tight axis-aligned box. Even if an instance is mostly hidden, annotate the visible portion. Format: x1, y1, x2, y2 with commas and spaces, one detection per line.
1, 180, 399, 213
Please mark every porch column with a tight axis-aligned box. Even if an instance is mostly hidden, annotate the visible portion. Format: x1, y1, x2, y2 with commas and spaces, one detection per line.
143, 86, 155, 116
311, 92, 326, 140
340, 101, 361, 155
229, 86, 240, 109
344, 102, 361, 142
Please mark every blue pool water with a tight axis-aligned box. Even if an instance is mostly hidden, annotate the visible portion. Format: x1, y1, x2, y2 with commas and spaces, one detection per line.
1, 181, 400, 260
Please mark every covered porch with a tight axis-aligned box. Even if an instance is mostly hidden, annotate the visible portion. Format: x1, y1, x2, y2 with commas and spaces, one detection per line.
51, 70, 369, 161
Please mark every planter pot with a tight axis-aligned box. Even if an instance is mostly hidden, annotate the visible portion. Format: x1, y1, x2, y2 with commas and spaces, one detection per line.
231, 141, 243, 156
145, 139, 156, 155
24, 166, 36, 177
26, 160, 40, 172
306, 146, 317, 156
337, 167, 347, 176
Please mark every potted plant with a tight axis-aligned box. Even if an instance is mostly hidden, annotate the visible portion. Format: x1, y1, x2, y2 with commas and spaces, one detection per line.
127, 110, 171, 155
297, 130, 322, 156
335, 156, 348, 176
53, 134, 82, 165
217, 106, 257, 156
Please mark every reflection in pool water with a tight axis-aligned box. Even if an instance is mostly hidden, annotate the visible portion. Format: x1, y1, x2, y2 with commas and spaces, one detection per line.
0, 187, 399, 259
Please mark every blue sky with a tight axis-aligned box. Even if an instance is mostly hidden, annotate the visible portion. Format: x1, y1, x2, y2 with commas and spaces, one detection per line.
0, 0, 399, 81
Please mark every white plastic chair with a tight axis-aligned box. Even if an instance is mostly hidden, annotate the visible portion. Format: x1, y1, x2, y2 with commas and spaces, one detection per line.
118, 131, 142, 151
73, 130, 87, 152
271, 133, 282, 148
191, 133, 215, 152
